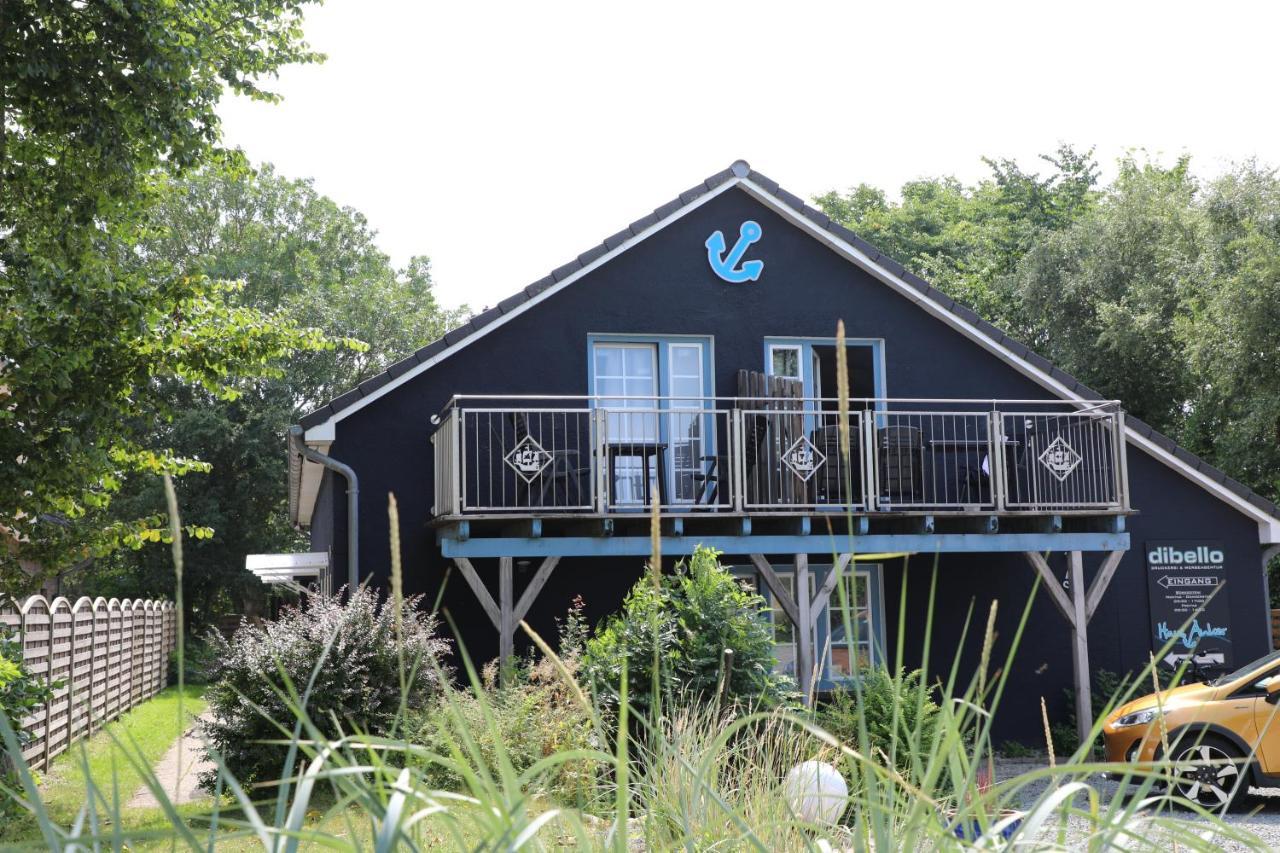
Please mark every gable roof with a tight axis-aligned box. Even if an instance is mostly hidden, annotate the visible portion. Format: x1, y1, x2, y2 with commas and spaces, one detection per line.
293, 160, 1280, 542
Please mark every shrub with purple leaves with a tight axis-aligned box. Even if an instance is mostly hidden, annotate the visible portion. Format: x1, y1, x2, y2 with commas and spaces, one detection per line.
200, 587, 450, 789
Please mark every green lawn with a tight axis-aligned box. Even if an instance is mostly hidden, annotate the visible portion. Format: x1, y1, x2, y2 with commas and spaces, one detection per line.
1, 684, 207, 847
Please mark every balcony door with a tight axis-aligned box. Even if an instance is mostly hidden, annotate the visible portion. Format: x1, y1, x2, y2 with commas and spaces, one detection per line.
590, 336, 713, 506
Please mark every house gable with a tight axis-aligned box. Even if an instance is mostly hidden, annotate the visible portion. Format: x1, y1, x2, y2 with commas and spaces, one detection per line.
292, 161, 1280, 542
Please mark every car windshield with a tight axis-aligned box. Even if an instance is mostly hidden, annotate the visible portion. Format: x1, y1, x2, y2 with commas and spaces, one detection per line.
1210, 649, 1280, 686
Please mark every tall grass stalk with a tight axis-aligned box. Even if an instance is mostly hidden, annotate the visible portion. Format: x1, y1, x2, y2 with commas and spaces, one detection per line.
1, 453, 1276, 847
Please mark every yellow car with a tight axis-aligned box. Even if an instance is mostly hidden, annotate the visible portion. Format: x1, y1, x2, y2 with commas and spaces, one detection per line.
1102, 649, 1280, 808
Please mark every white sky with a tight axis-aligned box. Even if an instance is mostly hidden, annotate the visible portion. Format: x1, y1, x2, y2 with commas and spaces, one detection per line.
218, 0, 1280, 312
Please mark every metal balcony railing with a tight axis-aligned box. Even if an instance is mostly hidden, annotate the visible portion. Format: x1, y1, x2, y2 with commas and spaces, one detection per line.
429, 396, 1129, 517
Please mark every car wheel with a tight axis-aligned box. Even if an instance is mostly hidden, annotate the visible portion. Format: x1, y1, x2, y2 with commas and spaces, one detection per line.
1170, 738, 1246, 809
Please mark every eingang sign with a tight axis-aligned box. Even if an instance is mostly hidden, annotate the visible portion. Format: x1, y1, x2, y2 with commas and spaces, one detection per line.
1146, 540, 1233, 667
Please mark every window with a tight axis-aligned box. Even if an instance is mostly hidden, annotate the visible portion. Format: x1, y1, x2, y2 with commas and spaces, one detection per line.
590, 336, 713, 506
769, 344, 802, 379
741, 560, 883, 683
593, 343, 658, 504
827, 569, 876, 676
764, 571, 815, 678
668, 343, 706, 503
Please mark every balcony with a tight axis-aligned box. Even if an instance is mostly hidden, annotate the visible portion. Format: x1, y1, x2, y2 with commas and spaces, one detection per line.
430, 395, 1130, 520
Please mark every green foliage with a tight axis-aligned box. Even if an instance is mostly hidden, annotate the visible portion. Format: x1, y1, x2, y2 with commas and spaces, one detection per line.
816, 667, 941, 779
70, 163, 466, 630
167, 633, 219, 687
582, 546, 791, 717
819, 150, 1280, 555
1051, 668, 1125, 755
200, 586, 451, 789
0, 630, 53, 752
998, 739, 1036, 759
406, 603, 598, 805
815, 144, 1099, 323
0, 630, 53, 833
0, 0, 328, 591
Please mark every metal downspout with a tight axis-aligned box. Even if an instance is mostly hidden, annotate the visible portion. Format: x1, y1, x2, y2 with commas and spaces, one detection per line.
289, 425, 358, 593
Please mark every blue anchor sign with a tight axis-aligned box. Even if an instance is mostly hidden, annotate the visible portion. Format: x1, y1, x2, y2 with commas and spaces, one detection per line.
705, 220, 764, 283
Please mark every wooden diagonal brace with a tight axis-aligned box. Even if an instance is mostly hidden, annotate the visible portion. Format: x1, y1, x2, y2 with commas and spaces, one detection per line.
452, 557, 500, 630
1024, 551, 1074, 628
809, 553, 853, 631
749, 554, 799, 628
513, 556, 561, 625
1084, 550, 1126, 623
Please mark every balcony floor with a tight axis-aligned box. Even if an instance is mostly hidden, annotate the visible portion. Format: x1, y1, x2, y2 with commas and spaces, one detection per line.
433, 509, 1130, 559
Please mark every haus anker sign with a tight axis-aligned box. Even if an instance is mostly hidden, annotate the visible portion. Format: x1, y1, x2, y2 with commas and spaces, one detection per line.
1146, 540, 1233, 667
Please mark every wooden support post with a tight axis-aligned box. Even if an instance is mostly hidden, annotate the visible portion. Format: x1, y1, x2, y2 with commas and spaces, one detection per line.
795, 554, 813, 704
499, 557, 514, 686
1068, 551, 1092, 745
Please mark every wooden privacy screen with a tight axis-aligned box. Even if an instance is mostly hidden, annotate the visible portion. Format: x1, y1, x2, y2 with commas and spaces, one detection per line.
0, 595, 177, 772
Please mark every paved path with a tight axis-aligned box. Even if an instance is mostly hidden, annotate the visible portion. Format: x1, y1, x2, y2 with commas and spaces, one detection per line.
128, 712, 216, 809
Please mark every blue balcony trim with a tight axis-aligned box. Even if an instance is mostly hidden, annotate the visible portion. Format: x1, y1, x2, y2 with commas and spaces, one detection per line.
438, 531, 1130, 559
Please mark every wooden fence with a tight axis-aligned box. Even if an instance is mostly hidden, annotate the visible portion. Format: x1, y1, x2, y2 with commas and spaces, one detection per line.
0, 595, 177, 772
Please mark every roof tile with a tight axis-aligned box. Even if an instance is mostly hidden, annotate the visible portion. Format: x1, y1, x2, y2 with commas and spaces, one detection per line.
1024, 350, 1053, 373
415, 340, 447, 361
653, 198, 684, 220
746, 171, 779, 194
550, 259, 582, 282
443, 323, 475, 345
577, 243, 609, 268
704, 167, 735, 189
469, 306, 503, 331
497, 292, 527, 314
628, 212, 659, 234
299, 406, 333, 430
603, 227, 633, 251
678, 183, 708, 205
329, 387, 364, 412
386, 352, 423, 379
775, 188, 806, 211
949, 302, 982, 325
802, 207, 831, 228
524, 275, 555, 297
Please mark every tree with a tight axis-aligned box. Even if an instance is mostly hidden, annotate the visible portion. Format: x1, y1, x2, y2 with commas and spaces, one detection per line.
1007, 156, 1204, 431
814, 145, 1099, 326
0, 0, 325, 590
74, 165, 468, 629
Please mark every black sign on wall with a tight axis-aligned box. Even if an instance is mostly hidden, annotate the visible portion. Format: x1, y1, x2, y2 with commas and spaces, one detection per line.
1146, 540, 1232, 667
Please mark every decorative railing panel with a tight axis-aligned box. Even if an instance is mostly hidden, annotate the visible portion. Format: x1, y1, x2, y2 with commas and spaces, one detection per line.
431, 397, 1128, 518
0, 596, 177, 772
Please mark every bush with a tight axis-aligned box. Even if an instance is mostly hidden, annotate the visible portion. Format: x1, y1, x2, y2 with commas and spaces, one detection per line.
0, 630, 54, 831
407, 599, 598, 805
200, 586, 450, 789
816, 667, 940, 779
167, 633, 218, 686
582, 546, 791, 716
1050, 668, 1123, 755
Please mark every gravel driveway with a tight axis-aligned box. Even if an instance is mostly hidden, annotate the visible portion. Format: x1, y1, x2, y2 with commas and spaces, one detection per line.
994, 758, 1280, 850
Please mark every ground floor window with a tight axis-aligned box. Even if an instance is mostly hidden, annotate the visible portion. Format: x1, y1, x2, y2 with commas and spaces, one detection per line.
738, 560, 884, 686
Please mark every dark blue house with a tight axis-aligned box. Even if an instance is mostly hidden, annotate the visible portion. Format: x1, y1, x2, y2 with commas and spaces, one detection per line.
286, 161, 1280, 742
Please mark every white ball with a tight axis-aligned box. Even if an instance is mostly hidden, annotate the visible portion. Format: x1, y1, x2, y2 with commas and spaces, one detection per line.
783, 760, 849, 825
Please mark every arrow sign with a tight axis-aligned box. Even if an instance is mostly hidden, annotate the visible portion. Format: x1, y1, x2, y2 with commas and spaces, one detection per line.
706, 220, 764, 283
1156, 574, 1220, 589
